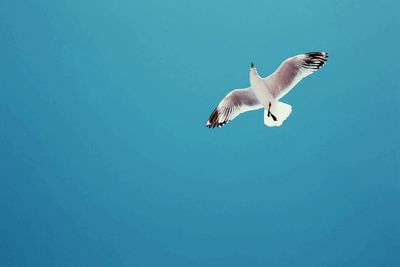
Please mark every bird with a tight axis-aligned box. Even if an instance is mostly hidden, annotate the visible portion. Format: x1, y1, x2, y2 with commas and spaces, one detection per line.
206, 52, 328, 128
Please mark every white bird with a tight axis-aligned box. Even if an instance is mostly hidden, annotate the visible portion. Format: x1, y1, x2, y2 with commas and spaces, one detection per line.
206, 52, 328, 128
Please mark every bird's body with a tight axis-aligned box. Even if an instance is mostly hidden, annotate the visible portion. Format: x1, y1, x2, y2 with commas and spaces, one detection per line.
206, 52, 328, 128
250, 67, 275, 108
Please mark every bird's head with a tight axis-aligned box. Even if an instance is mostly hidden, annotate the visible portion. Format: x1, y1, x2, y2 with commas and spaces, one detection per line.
250, 62, 258, 76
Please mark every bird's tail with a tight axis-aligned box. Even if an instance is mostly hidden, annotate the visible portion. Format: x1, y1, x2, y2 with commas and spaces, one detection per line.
264, 101, 292, 127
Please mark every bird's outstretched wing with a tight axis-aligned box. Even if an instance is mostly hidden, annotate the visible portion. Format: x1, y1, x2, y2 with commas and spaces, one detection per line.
206, 88, 263, 128
263, 52, 328, 100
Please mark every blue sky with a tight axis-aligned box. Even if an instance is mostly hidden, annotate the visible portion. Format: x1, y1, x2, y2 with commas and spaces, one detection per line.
0, 0, 399, 266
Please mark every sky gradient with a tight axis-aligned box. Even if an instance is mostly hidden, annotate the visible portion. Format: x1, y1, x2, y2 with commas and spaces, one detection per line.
0, 0, 399, 266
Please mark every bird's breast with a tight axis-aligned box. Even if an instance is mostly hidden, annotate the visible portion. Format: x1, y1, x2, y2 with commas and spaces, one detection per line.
250, 79, 274, 107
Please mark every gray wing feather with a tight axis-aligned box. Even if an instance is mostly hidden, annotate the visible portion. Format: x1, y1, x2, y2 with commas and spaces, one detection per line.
264, 52, 328, 99
206, 88, 262, 128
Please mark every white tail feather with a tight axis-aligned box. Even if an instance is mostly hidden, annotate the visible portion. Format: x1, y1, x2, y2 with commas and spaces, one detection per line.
264, 102, 292, 127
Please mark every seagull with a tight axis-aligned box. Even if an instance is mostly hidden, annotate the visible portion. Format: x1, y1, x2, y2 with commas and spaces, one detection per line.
206, 52, 328, 128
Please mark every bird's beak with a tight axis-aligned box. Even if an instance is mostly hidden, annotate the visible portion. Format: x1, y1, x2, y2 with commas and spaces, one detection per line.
251, 62, 255, 68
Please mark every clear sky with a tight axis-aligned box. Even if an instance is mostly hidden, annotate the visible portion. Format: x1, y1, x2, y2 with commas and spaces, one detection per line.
0, 0, 399, 266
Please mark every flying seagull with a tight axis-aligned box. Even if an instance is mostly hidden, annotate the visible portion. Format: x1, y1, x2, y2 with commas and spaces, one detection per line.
206, 52, 328, 128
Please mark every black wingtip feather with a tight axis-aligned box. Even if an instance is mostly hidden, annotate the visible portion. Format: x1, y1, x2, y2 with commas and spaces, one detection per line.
302, 52, 328, 70
206, 108, 229, 129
